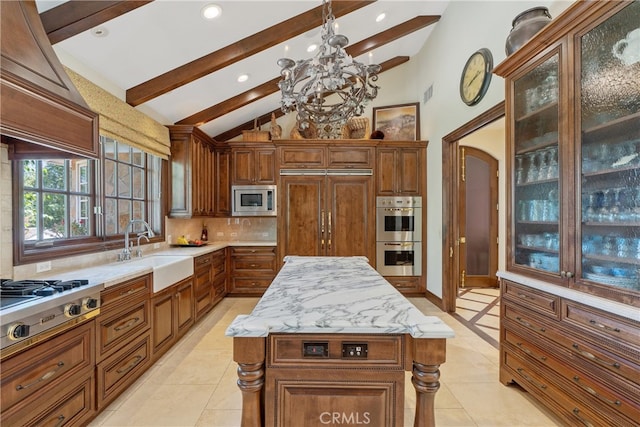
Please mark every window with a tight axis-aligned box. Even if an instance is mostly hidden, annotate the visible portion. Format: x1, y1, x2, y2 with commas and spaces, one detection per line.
15, 137, 164, 264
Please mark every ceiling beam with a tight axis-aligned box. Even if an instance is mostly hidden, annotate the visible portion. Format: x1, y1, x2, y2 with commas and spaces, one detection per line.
125, 1, 374, 107
176, 15, 440, 126
212, 56, 411, 142
40, 1, 153, 45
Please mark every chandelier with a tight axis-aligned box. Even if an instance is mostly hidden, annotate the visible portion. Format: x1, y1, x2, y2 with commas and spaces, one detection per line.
277, 0, 381, 138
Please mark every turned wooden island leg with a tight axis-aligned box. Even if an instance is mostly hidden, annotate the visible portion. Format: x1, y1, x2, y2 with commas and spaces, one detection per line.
233, 337, 266, 427
410, 338, 446, 427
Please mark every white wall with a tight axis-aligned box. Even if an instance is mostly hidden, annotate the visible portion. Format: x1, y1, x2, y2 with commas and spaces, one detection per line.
413, 0, 572, 297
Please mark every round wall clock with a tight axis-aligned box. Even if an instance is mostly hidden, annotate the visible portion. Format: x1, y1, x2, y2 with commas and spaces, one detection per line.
459, 48, 493, 106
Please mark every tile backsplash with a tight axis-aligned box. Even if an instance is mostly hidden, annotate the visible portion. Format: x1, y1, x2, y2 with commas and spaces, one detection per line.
166, 217, 276, 244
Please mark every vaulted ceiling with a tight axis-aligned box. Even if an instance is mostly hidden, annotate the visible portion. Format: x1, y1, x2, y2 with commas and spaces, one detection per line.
35, 1, 450, 141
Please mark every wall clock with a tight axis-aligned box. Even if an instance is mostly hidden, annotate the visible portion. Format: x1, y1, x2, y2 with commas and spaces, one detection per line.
459, 48, 493, 106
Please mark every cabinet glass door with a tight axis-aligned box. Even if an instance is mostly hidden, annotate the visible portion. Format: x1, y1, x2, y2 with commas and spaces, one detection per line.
512, 53, 560, 274
579, 1, 640, 292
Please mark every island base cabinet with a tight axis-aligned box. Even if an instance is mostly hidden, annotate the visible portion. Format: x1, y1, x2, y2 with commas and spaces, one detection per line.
267, 334, 405, 427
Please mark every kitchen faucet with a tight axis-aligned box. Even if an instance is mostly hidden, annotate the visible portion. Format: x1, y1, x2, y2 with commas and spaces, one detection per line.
119, 219, 155, 261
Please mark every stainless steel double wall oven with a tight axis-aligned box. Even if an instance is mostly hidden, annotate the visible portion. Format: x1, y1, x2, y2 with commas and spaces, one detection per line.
376, 196, 422, 276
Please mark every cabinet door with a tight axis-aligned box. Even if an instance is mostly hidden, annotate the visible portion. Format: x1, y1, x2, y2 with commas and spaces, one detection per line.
232, 148, 253, 184
175, 279, 194, 336
255, 148, 276, 183
397, 148, 421, 194
510, 50, 563, 279
577, 1, 640, 299
152, 289, 175, 356
216, 149, 231, 215
279, 175, 325, 260
376, 148, 397, 195
327, 175, 375, 263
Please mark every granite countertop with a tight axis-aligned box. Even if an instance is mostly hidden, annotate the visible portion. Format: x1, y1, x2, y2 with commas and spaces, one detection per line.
225, 256, 455, 339
36, 241, 276, 290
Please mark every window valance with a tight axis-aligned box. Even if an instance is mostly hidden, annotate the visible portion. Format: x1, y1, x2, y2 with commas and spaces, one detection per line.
65, 67, 171, 159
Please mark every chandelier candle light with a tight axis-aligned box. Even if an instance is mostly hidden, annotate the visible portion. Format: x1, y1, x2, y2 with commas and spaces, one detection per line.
277, 0, 381, 138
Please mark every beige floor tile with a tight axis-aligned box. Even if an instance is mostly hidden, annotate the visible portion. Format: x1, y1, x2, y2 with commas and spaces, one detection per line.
101, 384, 214, 426
445, 381, 560, 427
196, 409, 243, 427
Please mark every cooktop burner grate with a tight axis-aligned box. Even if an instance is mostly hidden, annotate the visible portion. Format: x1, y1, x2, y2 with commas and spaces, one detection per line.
0, 279, 89, 296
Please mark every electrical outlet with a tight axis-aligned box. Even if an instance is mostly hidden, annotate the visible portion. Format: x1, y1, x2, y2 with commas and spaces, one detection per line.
167, 235, 172, 243
235, 218, 240, 224
216, 232, 224, 237
230, 232, 238, 238
153, 243, 160, 249
36, 261, 51, 273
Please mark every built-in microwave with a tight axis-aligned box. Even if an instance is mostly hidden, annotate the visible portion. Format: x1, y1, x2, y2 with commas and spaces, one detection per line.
232, 185, 277, 216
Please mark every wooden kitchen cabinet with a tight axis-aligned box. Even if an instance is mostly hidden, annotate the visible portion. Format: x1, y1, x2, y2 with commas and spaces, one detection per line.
216, 148, 232, 216
211, 248, 227, 305
228, 246, 277, 296
151, 276, 194, 358
230, 142, 276, 185
1, 320, 96, 426
277, 141, 374, 169
495, 2, 640, 425
168, 125, 230, 218
278, 174, 375, 267
194, 252, 214, 320
376, 143, 426, 196
95, 274, 152, 409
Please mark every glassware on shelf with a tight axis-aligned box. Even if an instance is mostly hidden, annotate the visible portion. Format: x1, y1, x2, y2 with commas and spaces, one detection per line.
546, 146, 558, 179
537, 149, 549, 181
516, 156, 525, 184
525, 151, 537, 182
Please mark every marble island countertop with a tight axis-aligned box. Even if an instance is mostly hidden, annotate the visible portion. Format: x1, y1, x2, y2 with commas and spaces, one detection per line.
225, 256, 455, 339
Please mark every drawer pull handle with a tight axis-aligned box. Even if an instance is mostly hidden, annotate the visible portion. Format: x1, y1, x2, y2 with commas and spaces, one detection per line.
516, 367, 547, 390
16, 361, 64, 390
588, 319, 620, 333
571, 344, 620, 369
119, 288, 137, 296
250, 264, 257, 268
572, 408, 595, 427
54, 414, 65, 427
116, 355, 144, 375
515, 316, 545, 333
516, 293, 535, 300
114, 317, 140, 331
516, 342, 547, 362
572, 376, 621, 406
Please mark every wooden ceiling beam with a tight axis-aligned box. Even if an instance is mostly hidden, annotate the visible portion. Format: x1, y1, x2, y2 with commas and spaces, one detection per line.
212, 56, 411, 142
177, 16, 439, 126
40, 1, 153, 45
125, 1, 374, 107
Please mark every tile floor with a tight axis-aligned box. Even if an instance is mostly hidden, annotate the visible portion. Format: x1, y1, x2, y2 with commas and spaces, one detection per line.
453, 288, 501, 349
89, 296, 562, 427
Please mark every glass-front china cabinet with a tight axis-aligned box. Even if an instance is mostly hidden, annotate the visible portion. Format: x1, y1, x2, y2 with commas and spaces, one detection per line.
506, 1, 639, 306
495, 3, 639, 426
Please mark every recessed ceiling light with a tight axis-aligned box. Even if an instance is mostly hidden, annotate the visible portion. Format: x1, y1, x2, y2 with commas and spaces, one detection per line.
237, 74, 249, 83
91, 27, 109, 37
307, 43, 318, 53
376, 12, 386, 23
201, 4, 222, 20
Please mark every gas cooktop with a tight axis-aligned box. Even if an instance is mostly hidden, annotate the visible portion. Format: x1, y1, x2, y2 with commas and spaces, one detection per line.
0, 279, 89, 310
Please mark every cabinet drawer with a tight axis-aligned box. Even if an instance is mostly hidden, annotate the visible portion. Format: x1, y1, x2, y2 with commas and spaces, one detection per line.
503, 351, 619, 427
3, 376, 94, 427
328, 146, 374, 168
562, 301, 640, 348
502, 280, 559, 318
101, 274, 151, 307
1, 320, 94, 410
231, 246, 276, 256
230, 277, 272, 291
505, 329, 640, 423
212, 249, 226, 276
96, 333, 151, 409
231, 257, 277, 274
213, 275, 226, 299
96, 298, 150, 360
194, 253, 212, 268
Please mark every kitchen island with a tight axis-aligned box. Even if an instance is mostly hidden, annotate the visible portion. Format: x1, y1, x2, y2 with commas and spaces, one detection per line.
226, 256, 454, 427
